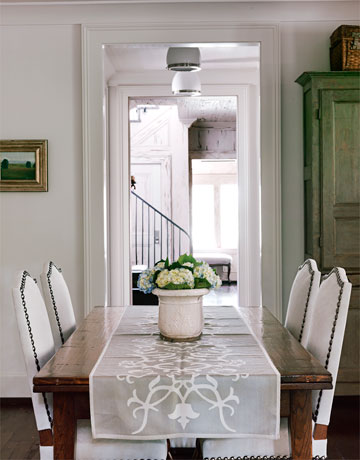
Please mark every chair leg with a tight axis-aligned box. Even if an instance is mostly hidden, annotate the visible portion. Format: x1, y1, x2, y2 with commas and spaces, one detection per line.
194, 439, 202, 459
228, 264, 231, 284
39, 429, 53, 447
166, 439, 173, 460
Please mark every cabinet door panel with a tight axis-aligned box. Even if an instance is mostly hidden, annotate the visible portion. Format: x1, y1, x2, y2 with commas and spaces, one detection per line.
321, 89, 360, 271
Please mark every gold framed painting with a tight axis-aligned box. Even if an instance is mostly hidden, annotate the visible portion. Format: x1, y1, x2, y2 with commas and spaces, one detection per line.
0, 140, 48, 191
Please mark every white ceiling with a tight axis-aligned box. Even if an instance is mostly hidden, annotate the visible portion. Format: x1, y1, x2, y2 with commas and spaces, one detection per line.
109, 44, 256, 122
106, 44, 260, 72
132, 97, 237, 122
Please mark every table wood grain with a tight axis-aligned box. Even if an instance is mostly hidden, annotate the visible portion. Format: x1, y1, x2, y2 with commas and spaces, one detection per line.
34, 306, 332, 391
33, 306, 332, 459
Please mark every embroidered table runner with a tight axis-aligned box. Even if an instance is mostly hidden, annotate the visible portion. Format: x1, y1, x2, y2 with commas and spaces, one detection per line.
90, 306, 280, 441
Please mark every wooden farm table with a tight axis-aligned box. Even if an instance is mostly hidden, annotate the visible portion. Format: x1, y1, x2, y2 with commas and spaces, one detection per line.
33, 306, 332, 460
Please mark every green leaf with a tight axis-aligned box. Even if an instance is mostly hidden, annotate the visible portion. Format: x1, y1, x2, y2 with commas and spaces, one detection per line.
168, 261, 182, 270
179, 265, 194, 272
178, 253, 197, 265
153, 270, 161, 284
160, 282, 192, 290
155, 258, 166, 266
165, 257, 169, 268
194, 278, 211, 289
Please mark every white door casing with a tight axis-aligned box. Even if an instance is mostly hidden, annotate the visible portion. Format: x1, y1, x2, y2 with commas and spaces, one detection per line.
82, 23, 281, 319
109, 84, 257, 308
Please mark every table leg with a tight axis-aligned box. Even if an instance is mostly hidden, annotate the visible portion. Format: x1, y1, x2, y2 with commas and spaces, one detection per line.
53, 392, 75, 459
290, 389, 312, 460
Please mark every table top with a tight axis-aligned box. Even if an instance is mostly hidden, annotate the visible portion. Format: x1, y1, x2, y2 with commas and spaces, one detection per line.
90, 305, 280, 439
33, 306, 332, 393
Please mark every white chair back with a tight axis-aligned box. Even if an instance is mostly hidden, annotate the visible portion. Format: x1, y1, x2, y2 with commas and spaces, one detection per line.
12, 272, 168, 460
40, 261, 76, 350
12, 270, 54, 432
285, 259, 321, 345
306, 267, 352, 427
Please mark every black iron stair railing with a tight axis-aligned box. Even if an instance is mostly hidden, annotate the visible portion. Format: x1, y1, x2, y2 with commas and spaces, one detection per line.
131, 190, 192, 269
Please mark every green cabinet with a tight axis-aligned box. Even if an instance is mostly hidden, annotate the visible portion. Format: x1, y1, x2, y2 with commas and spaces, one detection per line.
297, 72, 360, 395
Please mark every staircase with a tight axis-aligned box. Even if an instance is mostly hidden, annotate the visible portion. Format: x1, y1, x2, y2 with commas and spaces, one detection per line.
131, 190, 192, 304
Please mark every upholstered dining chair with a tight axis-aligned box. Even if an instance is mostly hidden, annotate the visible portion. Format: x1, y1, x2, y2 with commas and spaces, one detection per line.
40, 261, 76, 350
12, 270, 168, 460
285, 259, 321, 345
201, 267, 352, 459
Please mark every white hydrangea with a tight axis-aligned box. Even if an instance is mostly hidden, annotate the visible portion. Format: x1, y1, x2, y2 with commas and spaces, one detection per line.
194, 262, 222, 289
155, 261, 166, 270
156, 268, 195, 289
138, 254, 222, 294
182, 262, 194, 268
137, 268, 156, 294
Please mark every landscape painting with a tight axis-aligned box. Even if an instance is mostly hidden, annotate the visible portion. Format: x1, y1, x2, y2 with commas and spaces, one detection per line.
1, 151, 36, 181
0, 140, 48, 191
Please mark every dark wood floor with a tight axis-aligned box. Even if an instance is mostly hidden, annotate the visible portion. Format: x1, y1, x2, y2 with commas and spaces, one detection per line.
1, 396, 359, 460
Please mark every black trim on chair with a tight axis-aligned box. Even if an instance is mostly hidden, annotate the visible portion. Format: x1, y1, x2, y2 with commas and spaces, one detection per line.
203, 456, 292, 460
313, 267, 344, 423
46, 261, 65, 345
297, 259, 315, 343
20, 271, 53, 427
203, 457, 325, 460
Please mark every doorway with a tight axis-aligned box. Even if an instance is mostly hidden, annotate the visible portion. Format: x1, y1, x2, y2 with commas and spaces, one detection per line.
191, 157, 238, 306
128, 95, 240, 306
81, 24, 281, 318
105, 42, 262, 309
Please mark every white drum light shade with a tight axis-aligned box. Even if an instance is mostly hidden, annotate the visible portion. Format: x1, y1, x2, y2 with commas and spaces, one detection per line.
172, 72, 201, 96
166, 47, 201, 72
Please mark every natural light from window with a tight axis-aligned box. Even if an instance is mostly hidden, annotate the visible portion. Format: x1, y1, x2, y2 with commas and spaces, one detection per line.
192, 184, 216, 249
192, 159, 238, 250
220, 184, 238, 248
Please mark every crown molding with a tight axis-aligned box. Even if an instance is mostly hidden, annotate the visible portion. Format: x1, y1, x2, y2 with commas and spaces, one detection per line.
0, 0, 353, 5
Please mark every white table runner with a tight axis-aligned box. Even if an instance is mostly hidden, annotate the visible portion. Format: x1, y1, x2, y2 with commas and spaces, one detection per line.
90, 306, 280, 440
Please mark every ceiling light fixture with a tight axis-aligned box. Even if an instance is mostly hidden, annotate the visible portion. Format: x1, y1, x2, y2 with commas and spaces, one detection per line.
171, 72, 201, 96
166, 47, 201, 72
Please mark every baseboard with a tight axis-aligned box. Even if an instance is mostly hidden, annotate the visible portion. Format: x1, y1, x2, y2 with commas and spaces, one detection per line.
0, 374, 30, 397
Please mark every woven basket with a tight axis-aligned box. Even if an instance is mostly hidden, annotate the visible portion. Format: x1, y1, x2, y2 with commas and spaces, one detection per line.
330, 25, 360, 71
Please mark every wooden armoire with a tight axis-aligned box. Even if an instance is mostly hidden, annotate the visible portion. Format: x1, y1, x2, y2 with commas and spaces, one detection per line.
296, 71, 360, 395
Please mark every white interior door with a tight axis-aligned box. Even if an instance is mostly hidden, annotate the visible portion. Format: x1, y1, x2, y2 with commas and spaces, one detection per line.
131, 162, 162, 267
131, 162, 162, 208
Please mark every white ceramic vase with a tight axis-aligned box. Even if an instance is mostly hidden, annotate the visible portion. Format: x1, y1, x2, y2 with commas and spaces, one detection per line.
153, 288, 209, 341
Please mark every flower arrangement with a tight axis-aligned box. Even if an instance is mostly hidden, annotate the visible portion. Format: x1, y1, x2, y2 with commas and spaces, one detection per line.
137, 254, 222, 293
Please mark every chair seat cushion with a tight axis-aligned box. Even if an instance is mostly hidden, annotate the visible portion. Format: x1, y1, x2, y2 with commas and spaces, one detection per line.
39, 445, 53, 460
201, 417, 290, 458
201, 418, 328, 459
169, 437, 196, 448
75, 420, 167, 460
194, 253, 232, 265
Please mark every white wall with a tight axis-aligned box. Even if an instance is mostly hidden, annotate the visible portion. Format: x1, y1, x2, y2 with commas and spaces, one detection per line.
0, 1, 358, 396
0, 25, 83, 395
170, 108, 190, 234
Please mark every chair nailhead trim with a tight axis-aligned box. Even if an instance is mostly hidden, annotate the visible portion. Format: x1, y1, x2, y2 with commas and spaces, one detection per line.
46, 261, 65, 345
203, 457, 292, 460
20, 271, 53, 427
202, 457, 326, 460
297, 260, 315, 343
313, 267, 344, 423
